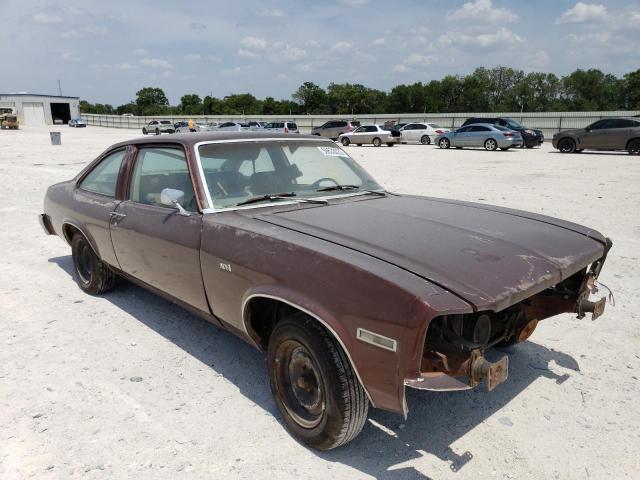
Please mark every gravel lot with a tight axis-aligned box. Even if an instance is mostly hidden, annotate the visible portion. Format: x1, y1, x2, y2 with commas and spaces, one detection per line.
1, 126, 639, 480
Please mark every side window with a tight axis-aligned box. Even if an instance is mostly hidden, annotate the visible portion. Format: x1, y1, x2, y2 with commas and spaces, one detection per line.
457, 126, 471, 132
129, 147, 197, 212
354, 126, 364, 133
79, 150, 125, 197
589, 120, 609, 130
610, 119, 635, 128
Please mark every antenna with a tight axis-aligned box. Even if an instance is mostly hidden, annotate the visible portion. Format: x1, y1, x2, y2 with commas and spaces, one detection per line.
57, 79, 62, 96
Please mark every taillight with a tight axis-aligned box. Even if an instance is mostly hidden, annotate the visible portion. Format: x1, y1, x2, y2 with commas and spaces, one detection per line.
284, 127, 289, 133
435, 129, 444, 134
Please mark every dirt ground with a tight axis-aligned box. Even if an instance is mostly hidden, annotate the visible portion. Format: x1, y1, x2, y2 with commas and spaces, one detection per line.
1, 126, 639, 480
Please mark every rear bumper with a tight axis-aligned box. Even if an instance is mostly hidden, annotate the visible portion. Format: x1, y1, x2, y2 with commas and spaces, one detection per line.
523, 133, 544, 146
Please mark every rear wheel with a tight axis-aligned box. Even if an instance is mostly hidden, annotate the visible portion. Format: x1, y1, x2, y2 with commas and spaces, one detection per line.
558, 138, 576, 153
268, 314, 369, 450
627, 139, 640, 155
142, 128, 147, 135
341, 137, 350, 147
155, 128, 160, 135
71, 234, 116, 295
386, 142, 395, 147
372, 137, 382, 147
356, 144, 362, 147
500, 147, 510, 151
438, 138, 450, 149
484, 138, 498, 151
420, 135, 430, 145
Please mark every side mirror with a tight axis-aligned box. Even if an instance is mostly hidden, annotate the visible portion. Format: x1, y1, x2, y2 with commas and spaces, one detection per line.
160, 188, 191, 216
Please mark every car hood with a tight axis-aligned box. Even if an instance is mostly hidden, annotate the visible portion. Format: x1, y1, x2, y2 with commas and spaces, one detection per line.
254, 195, 606, 312
555, 128, 585, 137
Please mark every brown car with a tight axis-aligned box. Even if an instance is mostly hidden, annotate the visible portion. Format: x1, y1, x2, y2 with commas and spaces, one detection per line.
40, 132, 612, 450
552, 117, 640, 154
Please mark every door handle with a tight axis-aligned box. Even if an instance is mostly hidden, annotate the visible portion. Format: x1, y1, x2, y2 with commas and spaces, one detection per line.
109, 211, 126, 226
109, 212, 126, 218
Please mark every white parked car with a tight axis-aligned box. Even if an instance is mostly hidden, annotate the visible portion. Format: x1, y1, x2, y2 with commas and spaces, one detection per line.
338, 125, 401, 147
399, 123, 450, 145
216, 121, 250, 132
262, 121, 299, 134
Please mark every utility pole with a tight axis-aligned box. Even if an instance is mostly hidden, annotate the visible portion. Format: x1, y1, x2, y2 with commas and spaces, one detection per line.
57, 79, 62, 96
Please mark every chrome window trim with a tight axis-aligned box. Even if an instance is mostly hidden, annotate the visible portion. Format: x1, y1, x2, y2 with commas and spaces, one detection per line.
241, 293, 375, 406
192, 138, 384, 214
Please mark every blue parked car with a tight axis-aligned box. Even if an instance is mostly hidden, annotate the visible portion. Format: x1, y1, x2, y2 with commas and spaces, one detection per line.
435, 123, 523, 151
68, 118, 87, 128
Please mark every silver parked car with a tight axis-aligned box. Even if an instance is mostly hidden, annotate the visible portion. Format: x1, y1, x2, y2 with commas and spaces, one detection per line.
216, 122, 250, 132
68, 117, 87, 128
311, 120, 361, 139
263, 121, 299, 134
142, 120, 175, 135
399, 123, 450, 145
436, 123, 523, 151
174, 121, 215, 133
338, 125, 401, 147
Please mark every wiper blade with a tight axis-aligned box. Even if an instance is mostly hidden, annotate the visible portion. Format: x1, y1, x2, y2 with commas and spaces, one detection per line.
316, 185, 388, 197
236, 192, 328, 207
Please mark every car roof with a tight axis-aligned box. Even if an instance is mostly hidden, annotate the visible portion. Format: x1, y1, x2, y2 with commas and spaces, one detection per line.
460, 123, 499, 128
109, 131, 328, 149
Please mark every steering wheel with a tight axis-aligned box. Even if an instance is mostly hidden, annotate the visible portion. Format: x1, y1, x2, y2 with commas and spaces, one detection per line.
311, 177, 340, 188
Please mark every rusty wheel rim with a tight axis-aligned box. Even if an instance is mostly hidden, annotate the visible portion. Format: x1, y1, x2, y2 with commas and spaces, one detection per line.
274, 340, 325, 429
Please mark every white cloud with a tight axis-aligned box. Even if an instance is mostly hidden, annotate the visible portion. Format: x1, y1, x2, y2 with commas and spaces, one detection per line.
373, 37, 386, 45
274, 43, 307, 61
240, 36, 268, 50
61, 51, 79, 62
393, 64, 411, 73
33, 12, 63, 24
183, 53, 202, 61
333, 41, 353, 50
140, 57, 173, 69
339, 0, 370, 5
207, 55, 222, 63
61, 30, 81, 39
256, 8, 285, 17
132, 48, 147, 56
115, 63, 136, 71
238, 49, 258, 59
440, 27, 524, 47
557, 2, 607, 24
404, 53, 437, 66
448, 0, 517, 23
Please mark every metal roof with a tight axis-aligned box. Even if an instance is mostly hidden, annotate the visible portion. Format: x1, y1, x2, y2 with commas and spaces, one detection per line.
0, 93, 79, 100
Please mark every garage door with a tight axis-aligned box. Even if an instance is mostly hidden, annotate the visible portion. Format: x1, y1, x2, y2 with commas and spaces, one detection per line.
22, 102, 46, 126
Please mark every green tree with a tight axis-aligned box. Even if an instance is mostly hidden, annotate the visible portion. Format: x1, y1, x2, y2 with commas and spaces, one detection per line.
622, 69, 640, 110
135, 87, 169, 115
292, 82, 327, 113
179, 94, 203, 115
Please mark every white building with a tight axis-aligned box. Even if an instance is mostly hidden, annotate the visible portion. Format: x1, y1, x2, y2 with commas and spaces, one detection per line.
0, 94, 80, 126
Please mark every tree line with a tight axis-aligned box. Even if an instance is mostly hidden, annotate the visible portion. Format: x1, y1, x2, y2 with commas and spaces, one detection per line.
80, 66, 640, 117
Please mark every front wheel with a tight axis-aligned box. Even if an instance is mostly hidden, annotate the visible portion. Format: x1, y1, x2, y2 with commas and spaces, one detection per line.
268, 314, 369, 450
500, 147, 510, 151
484, 138, 498, 151
420, 135, 430, 145
341, 137, 350, 147
155, 128, 160, 135
142, 128, 147, 135
438, 138, 450, 149
71, 234, 116, 295
558, 138, 576, 153
372, 137, 382, 147
627, 139, 640, 155
386, 142, 395, 147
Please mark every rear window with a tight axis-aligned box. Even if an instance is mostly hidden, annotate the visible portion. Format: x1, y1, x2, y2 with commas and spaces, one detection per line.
287, 123, 297, 129
350, 121, 361, 127
160, 120, 171, 125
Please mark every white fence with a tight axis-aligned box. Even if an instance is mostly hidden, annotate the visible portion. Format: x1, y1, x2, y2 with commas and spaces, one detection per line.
83, 111, 640, 138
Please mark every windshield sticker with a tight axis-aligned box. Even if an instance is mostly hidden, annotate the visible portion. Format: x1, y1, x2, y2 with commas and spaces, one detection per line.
318, 146, 349, 157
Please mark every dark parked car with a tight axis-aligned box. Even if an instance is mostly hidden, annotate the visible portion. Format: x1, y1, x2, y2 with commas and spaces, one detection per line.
40, 132, 612, 450
311, 120, 360, 139
552, 118, 640, 154
462, 117, 544, 148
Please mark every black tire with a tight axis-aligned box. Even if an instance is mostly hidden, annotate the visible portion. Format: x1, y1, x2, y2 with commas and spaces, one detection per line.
438, 138, 450, 149
526, 145, 534, 149
627, 139, 640, 155
142, 128, 147, 135
386, 142, 395, 147
420, 135, 430, 145
484, 138, 498, 151
341, 137, 350, 147
155, 128, 160, 135
558, 138, 576, 153
500, 147, 510, 151
356, 144, 362, 147
268, 314, 369, 450
71, 234, 116, 295
372, 137, 382, 147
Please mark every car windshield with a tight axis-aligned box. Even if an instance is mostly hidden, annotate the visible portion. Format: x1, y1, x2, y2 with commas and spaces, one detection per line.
198, 141, 382, 209
503, 118, 522, 130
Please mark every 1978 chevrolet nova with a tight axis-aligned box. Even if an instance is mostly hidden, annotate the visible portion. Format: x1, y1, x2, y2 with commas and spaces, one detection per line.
40, 132, 612, 449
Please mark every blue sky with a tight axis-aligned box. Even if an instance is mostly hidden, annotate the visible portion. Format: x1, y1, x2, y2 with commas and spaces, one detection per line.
2, 0, 639, 105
